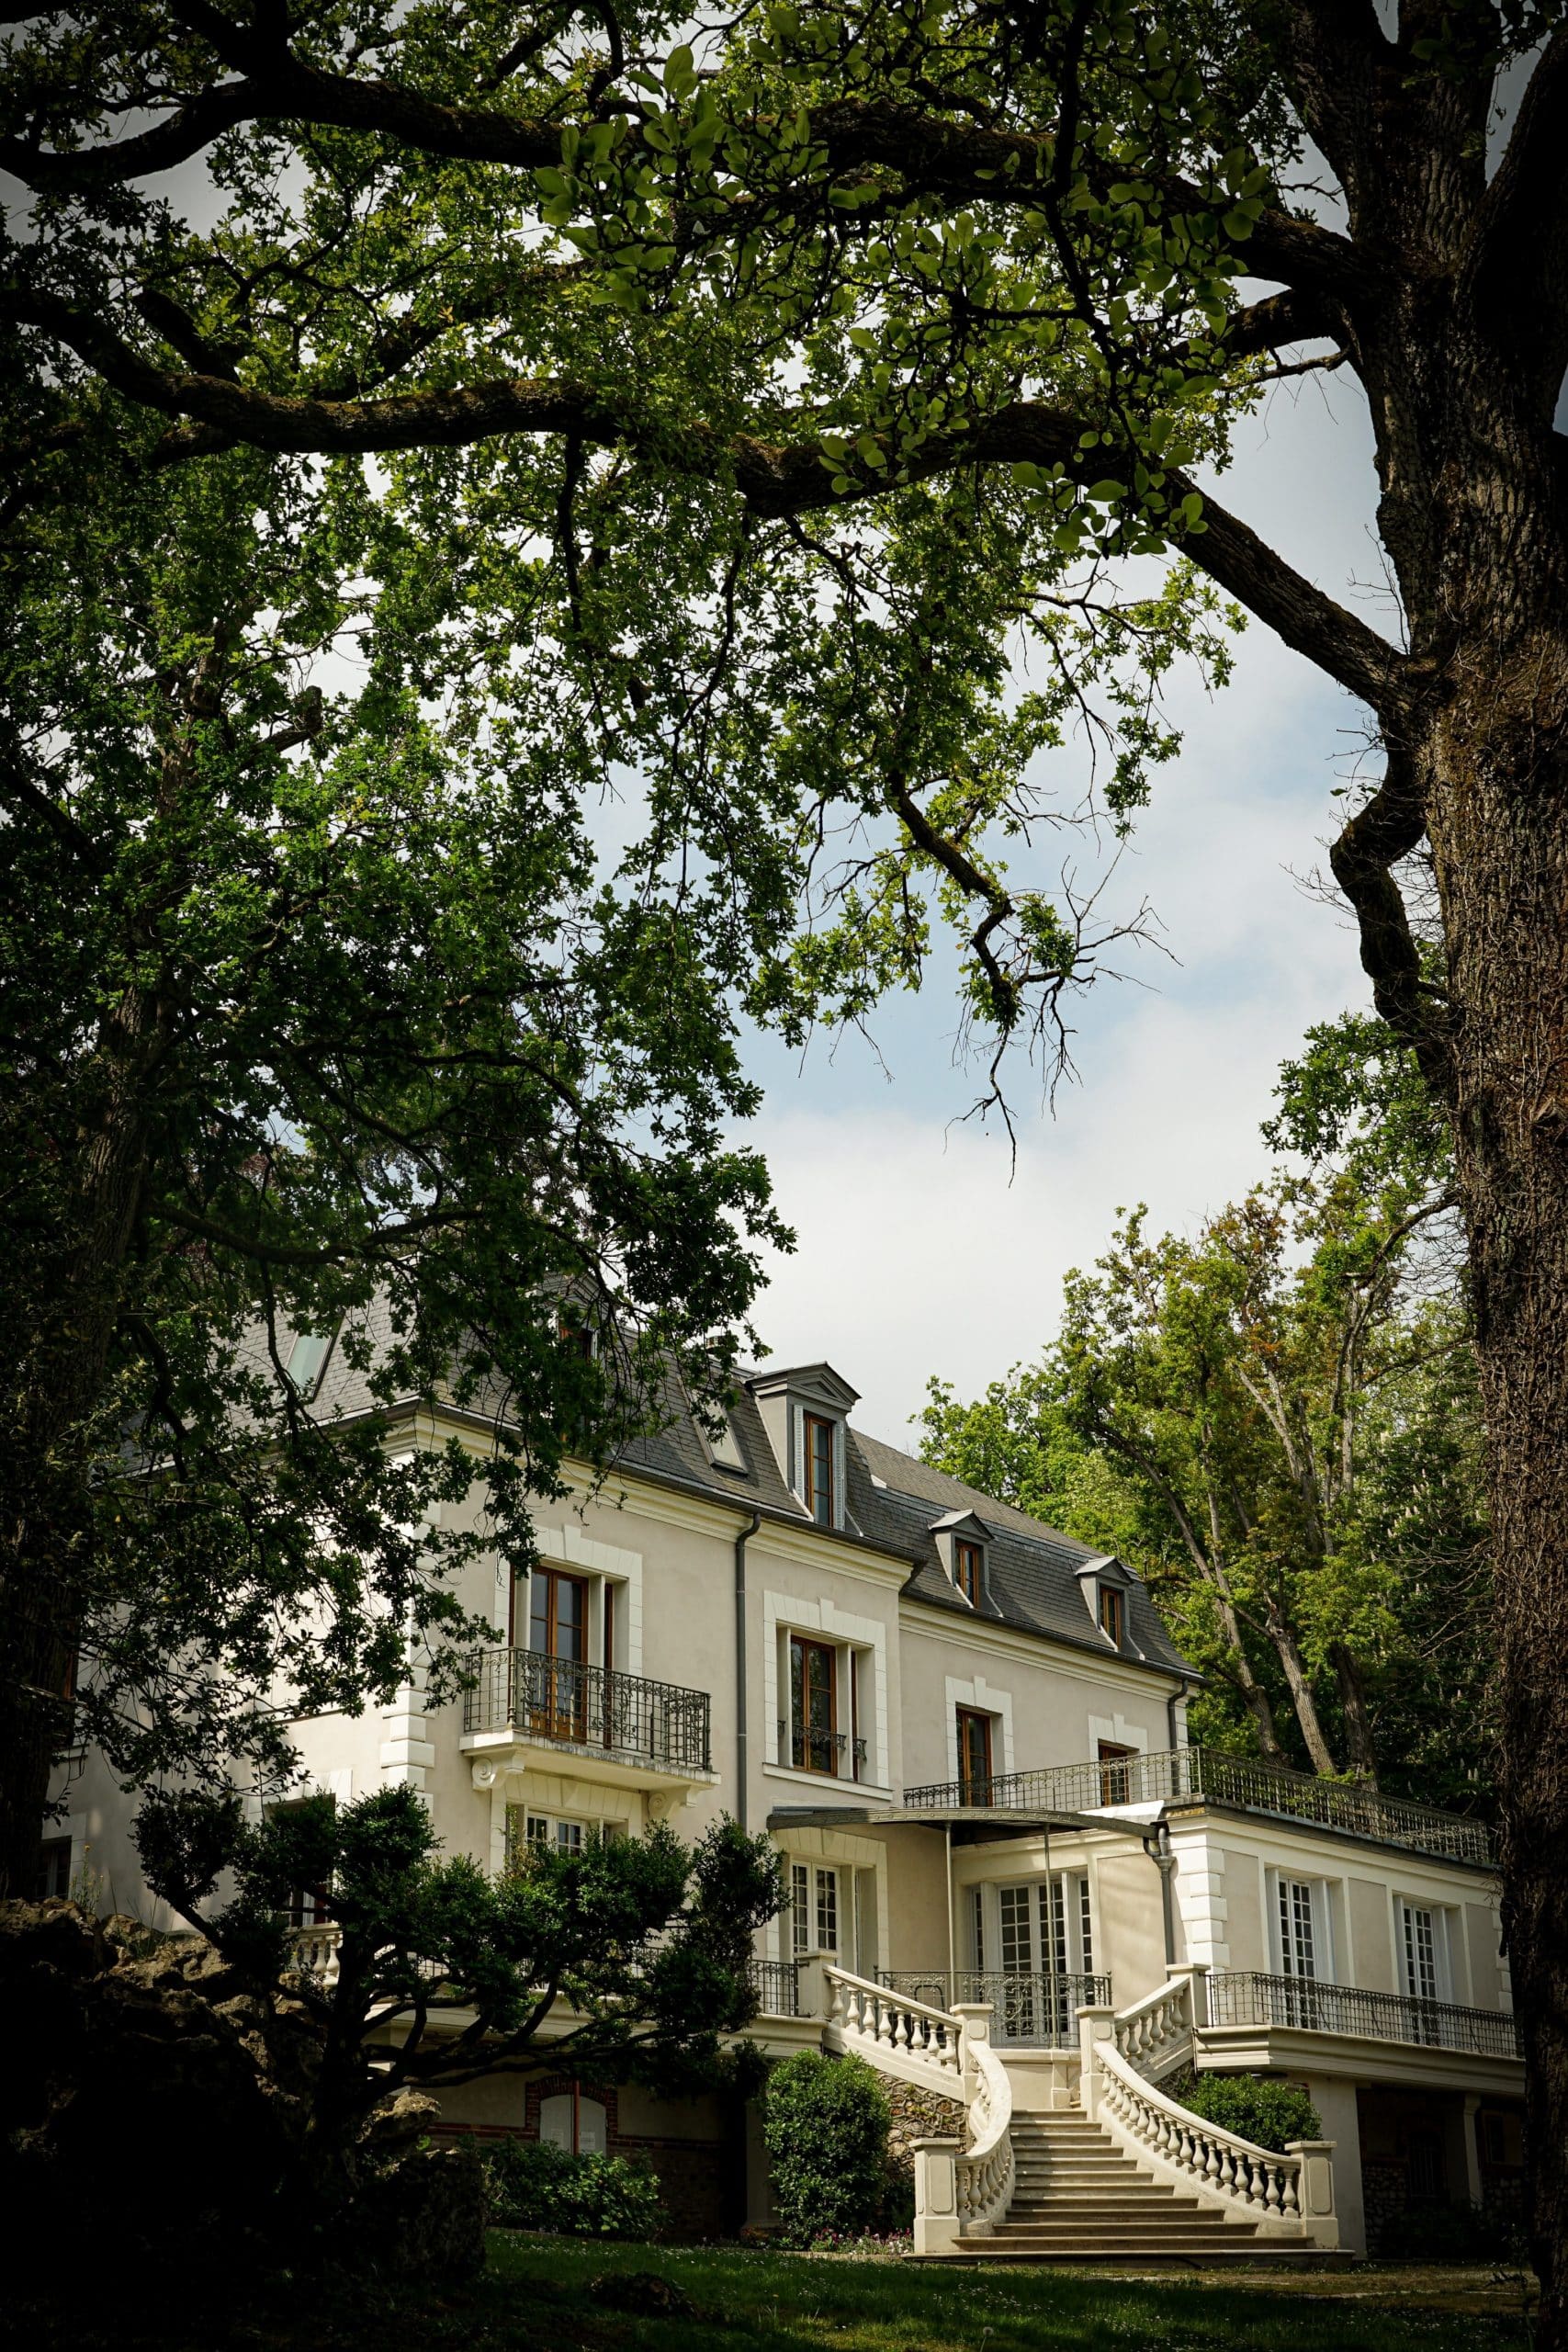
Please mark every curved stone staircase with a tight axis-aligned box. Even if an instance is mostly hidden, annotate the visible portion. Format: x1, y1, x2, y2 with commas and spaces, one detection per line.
815, 1963, 1343, 2266
952, 2113, 1280, 2262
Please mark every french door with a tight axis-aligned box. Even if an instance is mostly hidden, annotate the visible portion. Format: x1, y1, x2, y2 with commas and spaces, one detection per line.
528, 1567, 589, 1739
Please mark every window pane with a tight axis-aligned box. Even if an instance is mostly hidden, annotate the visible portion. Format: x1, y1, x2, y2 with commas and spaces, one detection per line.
805, 1415, 834, 1524
816, 1867, 839, 1952
792, 1862, 810, 1953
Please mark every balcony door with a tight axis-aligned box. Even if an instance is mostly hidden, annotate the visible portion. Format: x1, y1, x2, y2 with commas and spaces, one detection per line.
529, 1567, 589, 1739
790, 1634, 838, 1773
956, 1707, 995, 1804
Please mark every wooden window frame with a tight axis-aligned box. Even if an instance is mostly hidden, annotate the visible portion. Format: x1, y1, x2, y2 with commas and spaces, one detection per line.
953, 1539, 983, 1606
956, 1706, 995, 1804
803, 1412, 836, 1526
790, 1633, 839, 1773
1099, 1583, 1125, 1647
1096, 1738, 1136, 1804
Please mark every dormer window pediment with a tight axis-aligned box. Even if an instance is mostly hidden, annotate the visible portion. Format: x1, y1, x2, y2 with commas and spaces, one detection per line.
1076, 1555, 1136, 1651
931, 1508, 991, 1605
747, 1363, 860, 1531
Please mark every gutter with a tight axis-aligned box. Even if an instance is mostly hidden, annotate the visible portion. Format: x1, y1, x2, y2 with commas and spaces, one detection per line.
734, 1508, 761, 1831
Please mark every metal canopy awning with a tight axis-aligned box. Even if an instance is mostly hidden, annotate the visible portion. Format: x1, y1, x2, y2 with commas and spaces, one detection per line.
764, 1802, 1156, 1844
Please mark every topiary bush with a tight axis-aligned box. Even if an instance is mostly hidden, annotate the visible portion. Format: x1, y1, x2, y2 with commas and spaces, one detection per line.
480, 2137, 663, 2237
762, 2052, 892, 2245
1172, 2072, 1323, 2153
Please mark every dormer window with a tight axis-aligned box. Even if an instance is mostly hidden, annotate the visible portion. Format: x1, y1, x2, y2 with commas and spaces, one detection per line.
708, 1413, 747, 1473
931, 1509, 990, 1605
804, 1412, 836, 1525
1099, 1585, 1125, 1648
285, 1329, 335, 1399
746, 1363, 859, 1532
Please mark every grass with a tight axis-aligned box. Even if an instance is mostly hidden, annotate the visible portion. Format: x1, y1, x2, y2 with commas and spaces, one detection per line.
6, 2235, 1539, 2352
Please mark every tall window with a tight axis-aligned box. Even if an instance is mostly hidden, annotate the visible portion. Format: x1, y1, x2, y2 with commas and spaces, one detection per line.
528, 1567, 589, 1738
1099, 1584, 1125, 1646
1097, 1738, 1136, 1804
1278, 1876, 1318, 1979
37, 1838, 72, 1899
803, 1412, 836, 1524
1078, 1875, 1095, 1980
530, 1567, 587, 1660
956, 1707, 994, 1804
790, 1634, 839, 1772
792, 1861, 840, 1955
954, 1540, 983, 1605
1401, 1902, 1441, 2004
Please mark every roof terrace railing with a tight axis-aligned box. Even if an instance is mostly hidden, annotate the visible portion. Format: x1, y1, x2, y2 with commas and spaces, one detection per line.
1207, 1970, 1521, 2062
901, 1745, 1495, 1867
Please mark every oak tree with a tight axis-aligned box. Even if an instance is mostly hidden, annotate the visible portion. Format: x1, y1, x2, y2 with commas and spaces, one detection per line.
6, 0, 1568, 2319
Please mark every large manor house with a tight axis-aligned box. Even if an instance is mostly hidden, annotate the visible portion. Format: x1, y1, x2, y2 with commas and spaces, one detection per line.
52, 1345, 1521, 2260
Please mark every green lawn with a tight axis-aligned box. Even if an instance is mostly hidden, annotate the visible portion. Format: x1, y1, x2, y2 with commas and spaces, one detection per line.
479, 2239, 1539, 2352
6, 2236, 1539, 2352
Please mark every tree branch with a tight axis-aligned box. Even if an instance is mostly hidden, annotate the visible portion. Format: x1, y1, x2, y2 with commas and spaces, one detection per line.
1328, 741, 1455, 1102
12, 291, 1408, 712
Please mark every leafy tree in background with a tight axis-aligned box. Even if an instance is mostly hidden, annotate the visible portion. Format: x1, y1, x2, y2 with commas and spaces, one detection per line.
7, 0, 1568, 2312
921, 1013, 1493, 1812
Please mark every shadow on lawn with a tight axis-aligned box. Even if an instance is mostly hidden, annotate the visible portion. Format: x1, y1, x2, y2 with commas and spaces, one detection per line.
0, 2235, 1538, 2352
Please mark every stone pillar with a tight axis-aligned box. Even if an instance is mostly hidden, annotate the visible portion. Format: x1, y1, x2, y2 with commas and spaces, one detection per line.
952, 2000, 993, 2093
1299, 2075, 1364, 2255
911, 2136, 962, 2256
1077, 2005, 1114, 2120
1285, 2139, 1339, 2250
379, 1654, 434, 1793
795, 1951, 830, 2025
1166, 1959, 1210, 2029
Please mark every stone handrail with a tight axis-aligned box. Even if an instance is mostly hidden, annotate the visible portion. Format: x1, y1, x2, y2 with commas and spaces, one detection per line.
1112, 1973, 1195, 2080
1088, 2036, 1337, 2245
820, 1963, 964, 2094
953, 2034, 1014, 2235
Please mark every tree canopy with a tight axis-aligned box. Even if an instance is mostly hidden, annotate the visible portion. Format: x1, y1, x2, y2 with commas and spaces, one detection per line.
920, 1012, 1493, 1810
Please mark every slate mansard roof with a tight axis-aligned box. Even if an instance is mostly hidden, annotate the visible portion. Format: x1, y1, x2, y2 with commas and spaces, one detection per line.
298, 1318, 1191, 1684
610, 1363, 1191, 1682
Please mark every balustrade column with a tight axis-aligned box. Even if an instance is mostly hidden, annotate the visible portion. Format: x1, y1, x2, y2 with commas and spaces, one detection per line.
1077, 2003, 1115, 2120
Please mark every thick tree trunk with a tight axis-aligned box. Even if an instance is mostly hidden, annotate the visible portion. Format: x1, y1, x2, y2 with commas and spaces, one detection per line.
0, 982, 161, 1894
1426, 653, 1568, 2344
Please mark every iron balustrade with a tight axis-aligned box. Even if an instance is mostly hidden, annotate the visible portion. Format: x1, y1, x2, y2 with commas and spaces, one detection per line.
779, 1716, 849, 1776
464, 1647, 711, 1772
902, 1745, 1495, 1868
750, 1959, 800, 2017
1206, 1969, 1522, 2061
876, 1969, 1112, 2048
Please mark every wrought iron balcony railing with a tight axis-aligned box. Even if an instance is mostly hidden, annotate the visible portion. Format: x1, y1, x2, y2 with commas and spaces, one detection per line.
779, 1717, 866, 1778
876, 1969, 1112, 2048
1206, 1969, 1522, 2062
463, 1647, 711, 1773
750, 1958, 800, 2017
902, 1745, 1495, 1867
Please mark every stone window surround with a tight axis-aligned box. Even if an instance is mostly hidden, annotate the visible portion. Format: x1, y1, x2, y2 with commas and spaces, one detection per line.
764, 1589, 890, 1792
943, 1672, 1015, 1782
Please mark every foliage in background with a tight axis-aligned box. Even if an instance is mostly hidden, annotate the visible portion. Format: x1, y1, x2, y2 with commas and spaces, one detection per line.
481, 2138, 664, 2238
921, 1013, 1493, 1807
1169, 2072, 1322, 2155
761, 2052, 893, 2245
134, 1784, 780, 2234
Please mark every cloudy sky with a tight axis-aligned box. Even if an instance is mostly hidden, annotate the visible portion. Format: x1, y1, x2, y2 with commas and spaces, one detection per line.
737, 372, 1393, 1448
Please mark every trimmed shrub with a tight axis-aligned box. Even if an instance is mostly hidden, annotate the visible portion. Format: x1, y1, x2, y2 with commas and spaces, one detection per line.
481, 2137, 663, 2237
1171, 2072, 1322, 2153
762, 2052, 892, 2245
